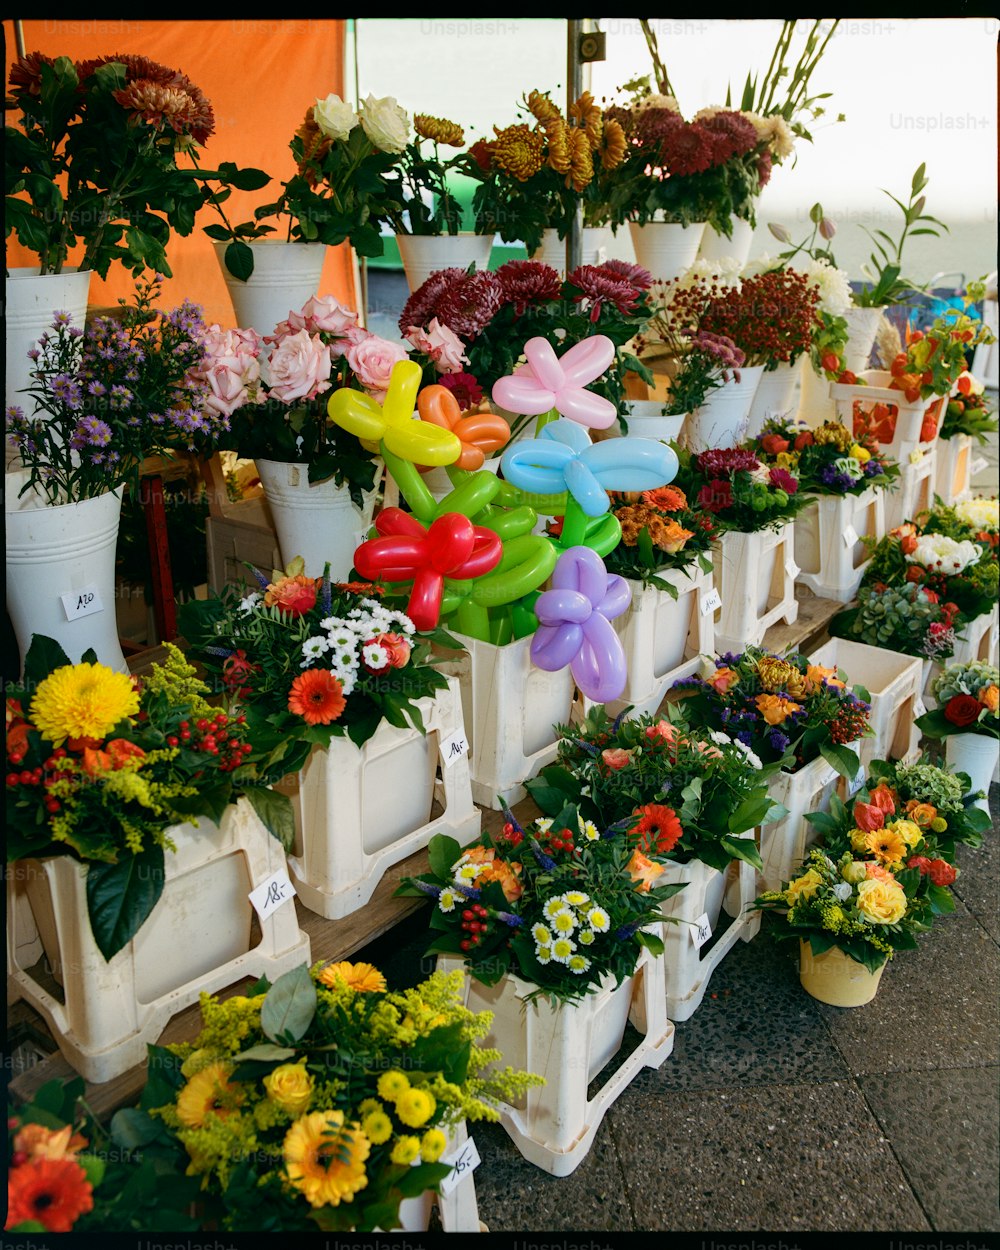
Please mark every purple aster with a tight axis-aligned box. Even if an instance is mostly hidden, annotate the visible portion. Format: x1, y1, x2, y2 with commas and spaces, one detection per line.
73, 415, 113, 447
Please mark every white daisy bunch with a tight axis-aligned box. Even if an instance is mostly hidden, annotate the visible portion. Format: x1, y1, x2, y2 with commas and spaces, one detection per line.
299, 597, 417, 690
531, 891, 612, 975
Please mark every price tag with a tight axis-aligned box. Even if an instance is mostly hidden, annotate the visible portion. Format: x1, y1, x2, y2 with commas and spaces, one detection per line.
700, 587, 722, 616
990, 623, 999, 651
440, 729, 469, 767
843, 524, 860, 548
439, 1135, 481, 1196
61, 584, 104, 621
971, 456, 989, 476
248, 867, 296, 922
914, 697, 927, 718
691, 912, 712, 950
848, 766, 866, 797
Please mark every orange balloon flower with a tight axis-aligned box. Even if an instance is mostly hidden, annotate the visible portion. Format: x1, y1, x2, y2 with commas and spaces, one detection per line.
417, 385, 510, 471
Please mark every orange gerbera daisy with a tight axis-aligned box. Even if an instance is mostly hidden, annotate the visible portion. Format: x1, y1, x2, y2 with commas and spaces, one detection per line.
5, 1157, 93, 1232
629, 804, 683, 855
641, 485, 687, 511
317, 961, 387, 993
287, 670, 346, 726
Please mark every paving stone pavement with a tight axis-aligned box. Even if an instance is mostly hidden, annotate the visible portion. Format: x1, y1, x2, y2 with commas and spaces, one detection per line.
357, 784, 1000, 1237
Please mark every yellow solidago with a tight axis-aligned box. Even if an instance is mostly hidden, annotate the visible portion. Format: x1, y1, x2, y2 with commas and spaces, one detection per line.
141, 643, 216, 720
31, 662, 139, 746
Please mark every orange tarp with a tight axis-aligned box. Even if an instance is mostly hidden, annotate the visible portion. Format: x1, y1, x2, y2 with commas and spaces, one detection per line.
4, 19, 357, 325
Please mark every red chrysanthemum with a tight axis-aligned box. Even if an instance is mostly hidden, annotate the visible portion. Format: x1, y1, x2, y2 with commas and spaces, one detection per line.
287, 670, 346, 726
757, 147, 773, 189
599, 258, 653, 292
5, 1158, 93, 1233
398, 268, 469, 339
657, 122, 716, 176
496, 260, 562, 316
628, 803, 683, 855
8, 51, 55, 95
697, 110, 759, 163
437, 370, 484, 410
567, 265, 640, 322
468, 138, 495, 172
634, 107, 685, 147
696, 448, 759, 477
433, 270, 504, 341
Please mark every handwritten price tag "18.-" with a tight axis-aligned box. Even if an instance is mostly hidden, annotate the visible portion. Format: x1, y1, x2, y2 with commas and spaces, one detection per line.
438, 1136, 481, 1197
691, 912, 712, 950
248, 867, 296, 923
700, 588, 722, 617
61, 584, 104, 621
439, 728, 469, 768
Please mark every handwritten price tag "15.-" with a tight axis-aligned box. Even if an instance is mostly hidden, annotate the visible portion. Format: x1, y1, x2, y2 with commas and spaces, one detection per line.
439, 728, 469, 768
438, 1136, 481, 1197
248, 867, 296, 923
691, 912, 712, 950
61, 584, 104, 621
700, 587, 722, 617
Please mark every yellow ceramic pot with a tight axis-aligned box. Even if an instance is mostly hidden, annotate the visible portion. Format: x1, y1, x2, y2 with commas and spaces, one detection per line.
798, 939, 886, 1007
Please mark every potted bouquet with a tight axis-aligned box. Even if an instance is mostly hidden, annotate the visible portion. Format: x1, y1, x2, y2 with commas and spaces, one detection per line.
463, 89, 626, 261
937, 374, 998, 504
596, 482, 718, 718
397, 806, 678, 1173
206, 92, 409, 322
749, 417, 898, 601
178, 565, 479, 919
526, 706, 782, 1020
400, 258, 654, 427
135, 961, 541, 1230
384, 110, 495, 289
672, 444, 806, 651
916, 661, 999, 810
5, 275, 230, 672
6, 637, 309, 1082
195, 294, 403, 577
674, 645, 873, 892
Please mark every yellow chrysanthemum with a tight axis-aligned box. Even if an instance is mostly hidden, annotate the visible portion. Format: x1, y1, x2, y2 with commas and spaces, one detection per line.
569, 91, 602, 148
413, 113, 464, 146
421, 1128, 447, 1163
525, 88, 562, 123
544, 116, 572, 175
395, 1087, 436, 1129
377, 1070, 410, 1101
599, 117, 627, 170
283, 1111, 370, 1208
176, 1061, 243, 1129
865, 827, 908, 868
361, 1109, 393, 1145
566, 125, 594, 192
492, 123, 545, 182
31, 662, 139, 746
754, 656, 805, 696
316, 961, 387, 993
390, 1135, 421, 1166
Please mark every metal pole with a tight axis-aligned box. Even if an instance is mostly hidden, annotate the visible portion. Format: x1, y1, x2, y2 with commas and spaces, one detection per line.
566, 19, 583, 274
14, 20, 26, 58
348, 19, 369, 328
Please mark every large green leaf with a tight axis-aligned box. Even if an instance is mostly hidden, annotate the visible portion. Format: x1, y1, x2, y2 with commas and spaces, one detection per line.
819, 741, 861, 780
260, 964, 316, 1044
23, 634, 71, 688
427, 833, 462, 880
110, 1107, 162, 1150
86, 842, 165, 961
242, 785, 295, 851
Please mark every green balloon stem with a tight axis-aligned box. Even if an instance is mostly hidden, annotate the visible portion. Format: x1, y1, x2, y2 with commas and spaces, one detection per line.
560, 496, 593, 549
535, 407, 559, 434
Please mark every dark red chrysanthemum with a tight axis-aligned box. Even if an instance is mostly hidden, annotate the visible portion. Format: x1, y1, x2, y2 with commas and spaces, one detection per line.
658, 123, 716, 176
634, 107, 685, 147
698, 110, 759, 163
696, 448, 760, 477
599, 258, 653, 292
398, 268, 469, 339
757, 147, 773, 189
76, 54, 215, 143
697, 480, 734, 513
567, 265, 640, 322
433, 270, 504, 341
437, 370, 484, 409
8, 51, 55, 95
496, 260, 562, 315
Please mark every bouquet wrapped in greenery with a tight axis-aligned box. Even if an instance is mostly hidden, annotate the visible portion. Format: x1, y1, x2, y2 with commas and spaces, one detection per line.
672, 444, 808, 533
916, 661, 1000, 742
602, 481, 717, 593
747, 418, 899, 497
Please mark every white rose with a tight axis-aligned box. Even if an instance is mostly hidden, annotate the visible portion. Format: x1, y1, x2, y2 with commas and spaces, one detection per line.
314, 94, 359, 142
359, 94, 410, 154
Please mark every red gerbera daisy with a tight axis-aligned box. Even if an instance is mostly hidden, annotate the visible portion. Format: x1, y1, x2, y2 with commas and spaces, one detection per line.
6, 1158, 94, 1233
437, 371, 484, 410
287, 670, 346, 726
628, 804, 683, 855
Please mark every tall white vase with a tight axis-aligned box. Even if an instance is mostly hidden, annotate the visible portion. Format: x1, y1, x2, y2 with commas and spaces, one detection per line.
697, 218, 754, 268
396, 233, 494, 293
945, 733, 999, 812
5, 471, 126, 674
628, 221, 706, 282
530, 227, 610, 271
843, 305, 886, 373
255, 457, 381, 581
685, 366, 764, 451
213, 241, 328, 334
5, 268, 93, 470
745, 361, 799, 438
616, 402, 686, 443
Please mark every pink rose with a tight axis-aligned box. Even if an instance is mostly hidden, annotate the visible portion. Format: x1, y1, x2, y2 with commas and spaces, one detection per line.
601, 747, 632, 770
645, 720, 678, 744
299, 294, 360, 335
346, 334, 409, 397
263, 329, 332, 404
196, 326, 262, 416
406, 318, 468, 374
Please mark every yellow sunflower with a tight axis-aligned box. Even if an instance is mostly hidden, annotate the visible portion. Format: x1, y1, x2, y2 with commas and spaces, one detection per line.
283, 1111, 370, 1208
176, 1061, 243, 1128
31, 663, 139, 746
316, 961, 387, 993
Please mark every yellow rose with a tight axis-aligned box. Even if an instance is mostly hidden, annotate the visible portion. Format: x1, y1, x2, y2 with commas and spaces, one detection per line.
263, 1062, 314, 1116
889, 818, 923, 850
785, 868, 824, 906
856, 877, 907, 925
849, 443, 872, 463
849, 827, 869, 853
841, 861, 868, 884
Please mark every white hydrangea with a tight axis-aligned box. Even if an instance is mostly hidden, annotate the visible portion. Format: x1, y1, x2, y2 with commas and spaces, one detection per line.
906, 533, 982, 575
801, 257, 853, 317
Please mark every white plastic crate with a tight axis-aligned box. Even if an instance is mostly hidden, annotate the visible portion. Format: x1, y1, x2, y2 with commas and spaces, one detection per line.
285, 676, 480, 918
6, 800, 311, 1084
658, 836, 761, 1021
439, 945, 674, 1177
934, 433, 975, 506
758, 749, 857, 895
882, 443, 937, 533
794, 489, 885, 603
597, 567, 715, 720
713, 523, 799, 655
952, 604, 999, 669
438, 632, 577, 809
830, 369, 948, 460
808, 638, 922, 770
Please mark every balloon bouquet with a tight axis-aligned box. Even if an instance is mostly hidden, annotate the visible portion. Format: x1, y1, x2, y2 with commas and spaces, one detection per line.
328, 336, 679, 704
